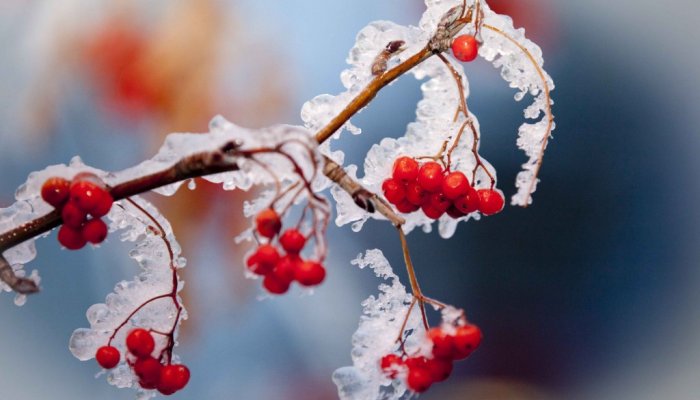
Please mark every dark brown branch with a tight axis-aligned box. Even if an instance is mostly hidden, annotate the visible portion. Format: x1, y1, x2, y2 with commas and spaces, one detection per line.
0, 254, 40, 294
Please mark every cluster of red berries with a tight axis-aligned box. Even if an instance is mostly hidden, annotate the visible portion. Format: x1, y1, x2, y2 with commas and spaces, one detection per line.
451, 34, 479, 63
41, 173, 115, 250
247, 208, 326, 295
380, 324, 482, 393
382, 157, 504, 219
95, 328, 190, 395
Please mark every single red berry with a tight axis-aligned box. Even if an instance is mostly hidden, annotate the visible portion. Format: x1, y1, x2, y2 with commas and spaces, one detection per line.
246, 245, 279, 275
452, 324, 483, 360
382, 178, 406, 204
279, 229, 306, 254
70, 180, 104, 213
380, 354, 405, 379
428, 192, 451, 213
95, 345, 120, 369
41, 177, 71, 208
421, 203, 445, 220
405, 181, 428, 206
262, 273, 291, 295
405, 356, 430, 371
417, 162, 444, 192
395, 200, 420, 214
61, 201, 88, 228
427, 327, 455, 359
451, 34, 479, 62
126, 328, 155, 358
134, 356, 162, 389
477, 189, 505, 216
446, 205, 466, 219
425, 357, 453, 382
406, 366, 433, 393
88, 189, 114, 218
158, 364, 190, 395
82, 219, 108, 244
273, 255, 300, 283
294, 261, 326, 286
441, 171, 470, 200
255, 209, 282, 238
392, 156, 419, 182
454, 187, 480, 214
58, 225, 87, 250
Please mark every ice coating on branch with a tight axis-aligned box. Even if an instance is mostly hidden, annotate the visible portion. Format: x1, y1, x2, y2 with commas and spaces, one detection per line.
478, 3, 556, 206
333, 250, 422, 400
69, 196, 186, 398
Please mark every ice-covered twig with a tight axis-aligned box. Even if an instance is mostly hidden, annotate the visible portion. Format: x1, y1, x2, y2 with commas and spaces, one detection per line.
0, 254, 39, 294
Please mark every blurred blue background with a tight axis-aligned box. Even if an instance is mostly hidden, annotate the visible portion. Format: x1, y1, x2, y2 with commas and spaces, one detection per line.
1, 0, 699, 399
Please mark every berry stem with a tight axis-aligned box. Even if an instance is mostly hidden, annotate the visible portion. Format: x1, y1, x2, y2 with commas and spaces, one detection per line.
397, 227, 429, 330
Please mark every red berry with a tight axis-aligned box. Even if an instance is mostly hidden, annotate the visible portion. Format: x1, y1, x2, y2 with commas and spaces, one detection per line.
426, 357, 453, 382
82, 219, 108, 244
294, 261, 326, 286
451, 34, 479, 62
273, 255, 300, 283
158, 364, 190, 395
441, 171, 470, 200
446, 205, 466, 219
454, 187, 480, 214
255, 209, 282, 238
395, 200, 420, 214
405, 181, 427, 206
246, 245, 280, 275
452, 324, 482, 360
406, 366, 433, 393
61, 201, 88, 228
477, 189, 505, 216
382, 178, 406, 204
427, 327, 455, 359
134, 357, 162, 389
70, 180, 104, 213
262, 273, 291, 295
417, 162, 444, 192
58, 225, 87, 250
41, 177, 71, 208
392, 156, 419, 182
428, 192, 450, 213
89, 189, 114, 218
279, 229, 306, 254
380, 354, 404, 379
95, 345, 120, 369
405, 356, 429, 371
421, 203, 445, 220
126, 328, 155, 358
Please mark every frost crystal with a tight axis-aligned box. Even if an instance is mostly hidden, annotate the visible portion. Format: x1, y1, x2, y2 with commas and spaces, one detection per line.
333, 250, 422, 400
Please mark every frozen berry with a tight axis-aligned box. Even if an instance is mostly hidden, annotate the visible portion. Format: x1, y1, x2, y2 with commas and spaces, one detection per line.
453, 324, 482, 360
279, 229, 306, 254
451, 34, 479, 62
395, 200, 420, 214
273, 255, 300, 283
477, 189, 505, 216
82, 219, 108, 244
417, 162, 444, 192
255, 209, 281, 238
382, 178, 406, 204
134, 357, 162, 389
392, 156, 419, 182
61, 202, 87, 228
126, 328, 155, 358
95, 345, 120, 369
426, 357, 453, 382
58, 225, 87, 250
441, 171, 470, 199
406, 366, 433, 393
70, 180, 104, 213
405, 181, 427, 206
428, 192, 450, 213
262, 273, 291, 295
421, 203, 445, 220
246, 244, 280, 275
427, 327, 455, 359
446, 205, 466, 219
89, 189, 114, 218
454, 187, 480, 214
41, 177, 71, 208
294, 261, 326, 286
380, 354, 404, 379
157, 364, 190, 395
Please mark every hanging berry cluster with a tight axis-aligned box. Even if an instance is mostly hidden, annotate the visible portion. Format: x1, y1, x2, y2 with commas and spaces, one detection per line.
247, 208, 327, 294
382, 157, 504, 219
380, 323, 482, 393
41, 173, 114, 250
96, 328, 190, 395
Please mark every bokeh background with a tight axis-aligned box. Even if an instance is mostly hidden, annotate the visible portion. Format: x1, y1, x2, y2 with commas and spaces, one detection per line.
1, 0, 699, 399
